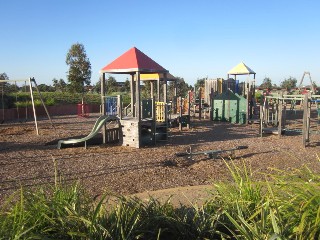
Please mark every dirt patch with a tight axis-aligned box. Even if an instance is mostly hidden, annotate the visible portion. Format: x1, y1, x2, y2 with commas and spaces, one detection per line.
0, 114, 320, 203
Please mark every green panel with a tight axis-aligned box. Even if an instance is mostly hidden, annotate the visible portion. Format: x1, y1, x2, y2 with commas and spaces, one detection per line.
236, 94, 247, 124
213, 99, 225, 121
212, 91, 248, 124
142, 99, 152, 119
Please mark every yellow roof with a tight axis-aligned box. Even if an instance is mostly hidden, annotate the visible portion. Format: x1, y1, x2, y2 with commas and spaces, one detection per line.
138, 72, 176, 81
227, 62, 256, 75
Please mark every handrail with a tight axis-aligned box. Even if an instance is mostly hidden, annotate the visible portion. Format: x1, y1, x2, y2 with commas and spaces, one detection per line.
123, 103, 132, 117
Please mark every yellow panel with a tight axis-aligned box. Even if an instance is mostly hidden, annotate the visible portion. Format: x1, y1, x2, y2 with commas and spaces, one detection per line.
140, 73, 160, 81
137, 73, 176, 81
156, 102, 166, 122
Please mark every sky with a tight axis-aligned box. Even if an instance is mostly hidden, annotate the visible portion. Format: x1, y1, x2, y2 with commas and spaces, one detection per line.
1, 0, 319, 87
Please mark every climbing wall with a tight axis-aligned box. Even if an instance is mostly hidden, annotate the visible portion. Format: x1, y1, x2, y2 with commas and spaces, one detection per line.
121, 119, 140, 148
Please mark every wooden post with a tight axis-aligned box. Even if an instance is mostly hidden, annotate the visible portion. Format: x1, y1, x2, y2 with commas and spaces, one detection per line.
260, 105, 263, 137
246, 81, 249, 124
187, 91, 191, 129
209, 88, 214, 121
278, 98, 283, 138
306, 100, 311, 143
179, 96, 182, 131
28, 77, 39, 135
173, 80, 177, 114
283, 104, 287, 129
135, 72, 141, 121
163, 73, 168, 124
150, 81, 154, 99
101, 73, 106, 143
163, 74, 167, 104
32, 78, 55, 131
130, 74, 135, 117
198, 87, 202, 120
136, 71, 141, 148
152, 96, 156, 145
157, 79, 160, 102
117, 95, 122, 120
302, 94, 308, 147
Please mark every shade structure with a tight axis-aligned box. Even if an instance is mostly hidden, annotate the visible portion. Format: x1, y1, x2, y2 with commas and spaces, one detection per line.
227, 62, 256, 75
100, 47, 168, 74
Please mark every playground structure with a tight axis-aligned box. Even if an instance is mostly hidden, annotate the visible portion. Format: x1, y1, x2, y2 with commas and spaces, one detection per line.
0, 77, 54, 135
99, 47, 180, 148
56, 48, 192, 149
204, 62, 257, 124
56, 59, 259, 150
260, 93, 320, 147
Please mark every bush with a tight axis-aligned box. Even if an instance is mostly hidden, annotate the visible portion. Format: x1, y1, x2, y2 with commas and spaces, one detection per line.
5, 92, 132, 109
45, 98, 55, 106
1, 159, 319, 239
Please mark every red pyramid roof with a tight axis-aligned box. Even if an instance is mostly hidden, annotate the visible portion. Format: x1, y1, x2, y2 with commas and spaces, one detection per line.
101, 47, 168, 74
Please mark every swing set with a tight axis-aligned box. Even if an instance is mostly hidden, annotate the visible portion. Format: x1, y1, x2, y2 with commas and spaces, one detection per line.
260, 93, 320, 147
0, 77, 54, 135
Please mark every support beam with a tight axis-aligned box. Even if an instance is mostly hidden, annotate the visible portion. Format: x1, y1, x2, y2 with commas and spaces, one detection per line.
135, 72, 141, 121
173, 80, 177, 114
163, 73, 168, 124
278, 98, 283, 138
302, 94, 309, 147
101, 73, 106, 143
157, 79, 160, 102
117, 95, 122, 119
130, 74, 135, 117
150, 81, 154, 99
135, 72, 141, 148
198, 87, 202, 120
28, 78, 39, 135
179, 96, 182, 131
187, 90, 191, 129
260, 105, 263, 137
32, 78, 55, 131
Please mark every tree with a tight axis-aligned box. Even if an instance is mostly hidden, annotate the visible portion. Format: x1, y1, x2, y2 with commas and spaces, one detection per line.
66, 43, 91, 93
168, 77, 192, 100
52, 78, 67, 92
259, 77, 273, 89
122, 78, 130, 92
194, 77, 206, 91
280, 77, 297, 91
93, 79, 102, 93
0, 73, 9, 81
142, 81, 152, 99
0, 72, 13, 93
38, 84, 54, 92
106, 76, 117, 94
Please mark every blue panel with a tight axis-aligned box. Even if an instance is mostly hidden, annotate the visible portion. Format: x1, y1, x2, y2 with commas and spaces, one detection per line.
105, 97, 118, 116
235, 80, 239, 94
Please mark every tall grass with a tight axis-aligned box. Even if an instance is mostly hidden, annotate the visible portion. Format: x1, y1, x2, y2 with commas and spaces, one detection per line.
1, 158, 319, 239
208, 159, 320, 239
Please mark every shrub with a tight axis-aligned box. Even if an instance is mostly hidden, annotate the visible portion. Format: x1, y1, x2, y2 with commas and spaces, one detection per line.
45, 98, 55, 106
1, 159, 319, 239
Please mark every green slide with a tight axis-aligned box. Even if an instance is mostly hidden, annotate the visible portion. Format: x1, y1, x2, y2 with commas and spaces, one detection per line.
57, 115, 119, 149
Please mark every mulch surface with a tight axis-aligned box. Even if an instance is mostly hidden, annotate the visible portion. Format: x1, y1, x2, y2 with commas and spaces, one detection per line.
1, 113, 320, 203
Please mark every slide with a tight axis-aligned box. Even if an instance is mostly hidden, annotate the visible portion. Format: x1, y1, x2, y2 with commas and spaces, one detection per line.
57, 115, 119, 149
